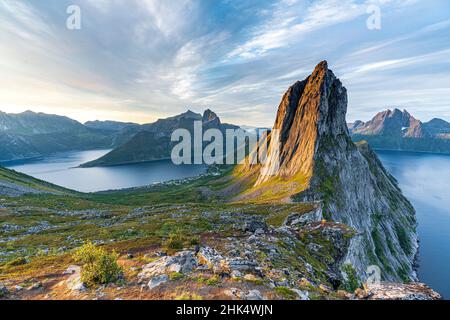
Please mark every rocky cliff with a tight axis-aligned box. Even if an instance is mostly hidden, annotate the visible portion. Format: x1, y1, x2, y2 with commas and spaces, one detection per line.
235, 61, 418, 282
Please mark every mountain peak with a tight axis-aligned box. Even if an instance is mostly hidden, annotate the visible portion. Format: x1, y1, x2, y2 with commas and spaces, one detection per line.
255, 61, 347, 184
203, 109, 218, 121
232, 62, 417, 281
313, 60, 329, 73
353, 108, 424, 138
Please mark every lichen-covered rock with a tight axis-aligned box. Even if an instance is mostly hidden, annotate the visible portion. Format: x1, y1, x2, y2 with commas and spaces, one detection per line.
148, 275, 169, 290
138, 251, 197, 281
357, 283, 441, 300
243, 219, 268, 233
244, 290, 265, 300
64, 265, 87, 294
197, 247, 226, 274
285, 205, 323, 227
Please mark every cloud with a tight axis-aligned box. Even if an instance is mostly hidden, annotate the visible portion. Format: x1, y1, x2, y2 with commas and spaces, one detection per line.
227, 0, 366, 59
0, 0, 449, 127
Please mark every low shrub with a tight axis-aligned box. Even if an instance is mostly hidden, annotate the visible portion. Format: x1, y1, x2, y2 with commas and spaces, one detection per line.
73, 242, 123, 288
163, 232, 184, 251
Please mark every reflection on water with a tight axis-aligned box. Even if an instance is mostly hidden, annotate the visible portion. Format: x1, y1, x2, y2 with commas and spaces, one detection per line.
2, 150, 207, 193
376, 150, 450, 298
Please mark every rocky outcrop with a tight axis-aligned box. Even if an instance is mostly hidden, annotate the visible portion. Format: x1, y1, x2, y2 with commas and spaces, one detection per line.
356, 283, 441, 300
235, 61, 418, 283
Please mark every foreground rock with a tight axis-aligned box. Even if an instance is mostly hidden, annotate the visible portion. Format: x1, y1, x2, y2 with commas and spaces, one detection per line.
357, 283, 441, 300
138, 251, 197, 289
64, 265, 87, 293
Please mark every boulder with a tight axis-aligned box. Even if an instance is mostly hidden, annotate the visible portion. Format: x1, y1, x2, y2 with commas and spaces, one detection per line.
139, 251, 197, 281
292, 289, 310, 300
148, 275, 169, 290
243, 220, 267, 233
244, 290, 264, 300
197, 247, 226, 274
285, 206, 323, 227
64, 266, 87, 293
360, 283, 441, 300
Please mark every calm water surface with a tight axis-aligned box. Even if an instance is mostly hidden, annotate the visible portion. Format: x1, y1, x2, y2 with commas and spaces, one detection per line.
376, 150, 450, 298
2, 149, 449, 297
2, 150, 207, 193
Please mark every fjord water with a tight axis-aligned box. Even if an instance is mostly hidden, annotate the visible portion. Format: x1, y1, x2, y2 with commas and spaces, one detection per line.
376, 150, 450, 298
2, 150, 207, 193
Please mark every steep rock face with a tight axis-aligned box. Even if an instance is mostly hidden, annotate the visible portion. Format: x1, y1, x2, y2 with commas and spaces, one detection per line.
239, 61, 418, 282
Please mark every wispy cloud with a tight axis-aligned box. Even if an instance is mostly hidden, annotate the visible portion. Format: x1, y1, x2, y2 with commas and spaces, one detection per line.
0, 0, 449, 126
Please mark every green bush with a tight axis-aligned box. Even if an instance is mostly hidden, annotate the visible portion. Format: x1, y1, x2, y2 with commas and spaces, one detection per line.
340, 263, 361, 293
163, 232, 184, 251
169, 272, 184, 281
73, 242, 123, 288
189, 236, 201, 246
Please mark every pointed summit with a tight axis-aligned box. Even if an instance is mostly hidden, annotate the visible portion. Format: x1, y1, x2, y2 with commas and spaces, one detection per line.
250, 60, 348, 185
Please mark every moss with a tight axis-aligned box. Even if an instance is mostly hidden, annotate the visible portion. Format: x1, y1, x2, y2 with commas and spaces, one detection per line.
340, 264, 360, 293
275, 287, 297, 300
169, 272, 184, 281
5, 256, 28, 267
266, 203, 316, 227
205, 275, 220, 286
395, 224, 412, 256
175, 292, 203, 300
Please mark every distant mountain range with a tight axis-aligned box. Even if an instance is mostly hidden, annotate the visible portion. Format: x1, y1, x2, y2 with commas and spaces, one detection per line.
0, 109, 241, 164
350, 109, 450, 153
0, 110, 139, 162
81, 109, 239, 167
2, 107, 449, 164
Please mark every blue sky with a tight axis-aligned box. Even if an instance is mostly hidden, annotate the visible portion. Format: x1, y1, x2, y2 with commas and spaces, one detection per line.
0, 0, 449, 126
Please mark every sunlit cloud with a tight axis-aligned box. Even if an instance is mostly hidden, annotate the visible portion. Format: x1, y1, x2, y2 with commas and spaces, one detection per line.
0, 0, 449, 127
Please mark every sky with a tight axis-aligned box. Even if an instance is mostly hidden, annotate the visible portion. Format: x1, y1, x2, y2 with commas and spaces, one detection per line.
0, 0, 449, 127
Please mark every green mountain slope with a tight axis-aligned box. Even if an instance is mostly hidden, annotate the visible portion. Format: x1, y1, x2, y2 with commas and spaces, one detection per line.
0, 166, 73, 196
0, 111, 138, 161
